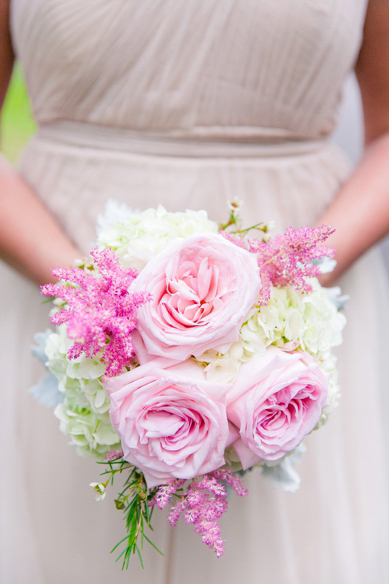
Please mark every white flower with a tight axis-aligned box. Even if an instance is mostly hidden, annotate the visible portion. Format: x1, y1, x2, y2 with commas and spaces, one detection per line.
235, 281, 346, 361
44, 332, 64, 361
204, 355, 240, 384
317, 352, 341, 416
66, 357, 106, 380
90, 482, 107, 501
42, 326, 120, 459
97, 204, 218, 271
96, 199, 137, 234
47, 358, 67, 385
284, 309, 304, 341
81, 379, 111, 415
227, 198, 244, 212
195, 349, 219, 364
224, 444, 244, 471
45, 325, 73, 360
240, 324, 267, 358
55, 402, 120, 459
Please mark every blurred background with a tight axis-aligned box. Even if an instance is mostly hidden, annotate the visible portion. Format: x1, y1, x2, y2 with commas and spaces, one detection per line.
1, 64, 35, 165
1, 65, 388, 267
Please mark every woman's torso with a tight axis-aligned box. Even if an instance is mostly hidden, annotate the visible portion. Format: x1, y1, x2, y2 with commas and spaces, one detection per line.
10, 0, 368, 250
7, 4, 389, 584
12, 0, 367, 138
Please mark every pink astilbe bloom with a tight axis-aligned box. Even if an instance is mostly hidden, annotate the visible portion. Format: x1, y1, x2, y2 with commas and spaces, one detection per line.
219, 230, 249, 250
150, 469, 248, 557
41, 247, 150, 377
105, 449, 124, 462
149, 479, 186, 510
249, 224, 335, 305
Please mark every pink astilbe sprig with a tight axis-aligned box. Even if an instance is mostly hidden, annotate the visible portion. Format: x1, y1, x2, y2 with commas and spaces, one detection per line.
40, 247, 151, 376
150, 469, 248, 557
105, 449, 124, 462
249, 224, 335, 305
219, 230, 250, 250
149, 479, 186, 510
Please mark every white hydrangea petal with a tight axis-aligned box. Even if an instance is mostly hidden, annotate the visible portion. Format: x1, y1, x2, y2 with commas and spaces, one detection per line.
97, 205, 218, 271
66, 358, 106, 380
94, 388, 107, 410
205, 356, 240, 383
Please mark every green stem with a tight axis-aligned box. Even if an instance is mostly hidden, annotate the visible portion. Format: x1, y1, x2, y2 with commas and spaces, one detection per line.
230, 222, 267, 235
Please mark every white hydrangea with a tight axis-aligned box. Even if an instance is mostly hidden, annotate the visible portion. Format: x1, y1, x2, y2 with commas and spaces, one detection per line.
316, 352, 341, 419
202, 279, 346, 413
96, 198, 137, 234
97, 201, 218, 271
44, 325, 121, 459
236, 281, 346, 359
204, 355, 241, 384
55, 402, 119, 458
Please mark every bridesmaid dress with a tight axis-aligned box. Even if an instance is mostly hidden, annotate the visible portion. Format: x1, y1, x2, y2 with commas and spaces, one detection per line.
1, 1, 389, 583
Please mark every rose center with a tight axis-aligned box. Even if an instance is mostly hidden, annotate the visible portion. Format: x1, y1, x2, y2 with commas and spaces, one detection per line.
160, 256, 228, 328
141, 405, 204, 450
255, 385, 316, 439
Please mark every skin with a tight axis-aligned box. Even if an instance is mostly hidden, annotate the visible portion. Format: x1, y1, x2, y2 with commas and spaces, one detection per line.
318, 0, 389, 285
0, 0, 388, 286
0, 0, 81, 285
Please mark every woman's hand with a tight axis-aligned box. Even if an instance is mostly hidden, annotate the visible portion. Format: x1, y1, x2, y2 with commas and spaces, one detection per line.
317, 0, 389, 285
0, 0, 82, 286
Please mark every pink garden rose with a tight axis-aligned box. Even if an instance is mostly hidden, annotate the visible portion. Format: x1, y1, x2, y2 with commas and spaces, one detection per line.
104, 357, 233, 488
226, 348, 328, 468
131, 233, 261, 361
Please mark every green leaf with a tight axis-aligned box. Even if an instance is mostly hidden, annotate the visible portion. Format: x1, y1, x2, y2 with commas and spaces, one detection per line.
114, 547, 128, 564
136, 545, 144, 570
42, 296, 56, 304
110, 531, 136, 554
142, 534, 164, 556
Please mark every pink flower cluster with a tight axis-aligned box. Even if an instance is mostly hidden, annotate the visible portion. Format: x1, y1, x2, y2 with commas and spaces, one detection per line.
41, 247, 150, 376
249, 224, 335, 304
105, 448, 124, 462
150, 469, 248, 557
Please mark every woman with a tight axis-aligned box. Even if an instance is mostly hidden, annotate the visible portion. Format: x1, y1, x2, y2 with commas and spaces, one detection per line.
1, 1, 389, 583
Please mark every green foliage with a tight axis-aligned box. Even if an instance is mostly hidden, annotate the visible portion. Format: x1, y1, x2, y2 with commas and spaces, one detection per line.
97, 458, 162, 569
1, 64, 36, 165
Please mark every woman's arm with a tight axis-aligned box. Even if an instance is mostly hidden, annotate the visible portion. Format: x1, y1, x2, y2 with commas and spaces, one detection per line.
0, 0, 81, 285
318, 0, 389, 285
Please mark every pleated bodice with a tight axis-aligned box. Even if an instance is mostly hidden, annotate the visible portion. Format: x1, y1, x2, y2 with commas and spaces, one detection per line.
12, 0, 367, 141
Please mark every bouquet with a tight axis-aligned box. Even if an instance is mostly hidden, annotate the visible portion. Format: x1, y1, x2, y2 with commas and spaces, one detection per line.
31, 200, 347, 568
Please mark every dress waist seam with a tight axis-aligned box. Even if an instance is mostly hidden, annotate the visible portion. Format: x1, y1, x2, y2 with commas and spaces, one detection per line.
35, 121, 330, 159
